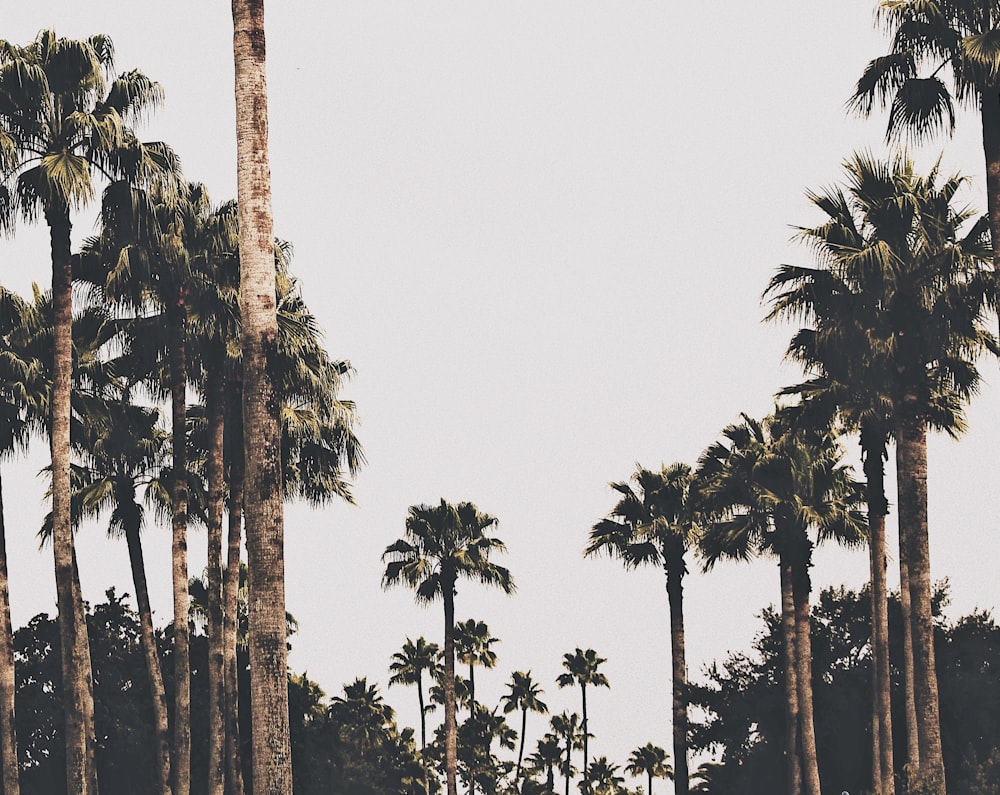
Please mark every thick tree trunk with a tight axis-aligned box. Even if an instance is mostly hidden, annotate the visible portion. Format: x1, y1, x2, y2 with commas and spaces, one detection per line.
895, 418, 945, 791
124, 518, 171, 795
791, 551, 821, 795
47, 204, 97, 795
443, 587, 458, 795
981, 86, 1000, 342
224, 370, 246, 795
665, 565, 688, 795
863, 431, 894, 795
898, 520, 920, 777
206, 373, 227, 795
233, 2, 292, 794
0, 469, 20, 795
779, 556, 802, 795
169, 299, 191, 795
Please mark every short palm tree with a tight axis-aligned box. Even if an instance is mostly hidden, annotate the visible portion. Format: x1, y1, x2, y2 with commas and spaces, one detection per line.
549, 712, 583, 795
382, 499, 515, 795
586, 463, 697, 794
585, 757, 625, 795
624, 743, 672, 795
455, 618, 499, 707
526, 733, 563, 794
557, 648, 609, 790
501, 670, 549, 779
0, 30, 176, 793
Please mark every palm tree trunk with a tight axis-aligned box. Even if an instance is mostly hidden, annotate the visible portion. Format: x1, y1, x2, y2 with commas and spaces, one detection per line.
517, 709, 527, 778
665, 565, 688, 795
898, 517, 920, 778
0, 469, 21, 795
47, 202, 97, 795
564, 738, 571, 795
580, 684, 588, 789
791, 549, 821, 795
417, 676, 429, 795
980, 84, 1000, 342
233, 3, 293, 793
443, 586, 458, 795
206, 373, 227, 795
862, 431, 894, 795
168, 299, 192, 795
224, 368, 245, 795
895, 417, 945, 791
124, 517, 171, 795
779, 555, 802, 795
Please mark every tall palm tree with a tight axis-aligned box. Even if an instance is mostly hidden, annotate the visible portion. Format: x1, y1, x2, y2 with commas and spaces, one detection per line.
624, 743, 672, 795
232, 0, 291, 791
0, 30, 175, 794
556, 648, 609, 789
697, 410, 866, 795
455, 619, 499, 707
382, 499, 515, 795
851, 0, 1000, 331
548, 712, 582, 795
767, 152, 997, 792
586, 463, 697, 795
501, 670, 549, 780
389, 636, 441, 752
525, 734, 563, 794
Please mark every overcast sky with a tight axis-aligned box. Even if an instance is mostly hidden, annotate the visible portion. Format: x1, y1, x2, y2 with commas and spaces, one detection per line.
2, 2, 998, 788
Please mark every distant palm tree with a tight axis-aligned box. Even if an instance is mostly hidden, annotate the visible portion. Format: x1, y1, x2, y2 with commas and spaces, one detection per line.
526, 733, 563, 794
585, 757, 625, 795
624, 743, 672, 795
389, 636, 441, 752
383, 499, 515, 795
587, 462, 697, 794
549, 712, 583, 795
501, 670, 549, 780
557, 648, 609, 788
455, 619, 499, 706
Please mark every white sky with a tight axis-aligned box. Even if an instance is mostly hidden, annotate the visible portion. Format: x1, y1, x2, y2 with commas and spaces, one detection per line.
2, 2, 998, 790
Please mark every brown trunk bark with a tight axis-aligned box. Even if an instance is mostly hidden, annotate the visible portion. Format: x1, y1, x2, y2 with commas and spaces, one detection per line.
779, 556, 802, 795
792, 552, 821, 795
443, 586, 458, 795
224, 369, 245, 795
206, 372, 227, 795
47, 203, 97, 795
0, 468, 20, 795
233, 3, 292, 793
169, 298, 191, 795
123, 517, 171, 795
665, 565, 688, 795
895, 418, 945, 791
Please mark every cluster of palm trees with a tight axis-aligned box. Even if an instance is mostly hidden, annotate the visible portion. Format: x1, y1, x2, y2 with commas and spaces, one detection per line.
0, 15, 360, 795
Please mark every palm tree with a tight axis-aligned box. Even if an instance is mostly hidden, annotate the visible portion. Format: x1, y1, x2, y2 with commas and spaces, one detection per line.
0, 30, 175, 793
389, 636, 441, 752
232, 0, 291, 790
697, 410, 866, 795
557, 648, 609, 790
584, 757, 625, 795
455, 619, 499, 707
851, 0, 1000, 332
382, 499, 515, 795
766, 152, 997, 792
526, 734, 563, 794
549, 712, 583, 795
624, 743, 672, 795
501, 670, 549, 780
586, 463, 697, 795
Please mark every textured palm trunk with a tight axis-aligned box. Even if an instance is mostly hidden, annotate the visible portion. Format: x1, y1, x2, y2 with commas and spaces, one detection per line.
862, 432, 894, 795
665, 565, 688, 795
233, 2, 293, 794
791, 552, 821, 795
168, 299, 192, 795
895, 418, 945, 791
898, 519, 919, 777
779, 556, 802, 795
980, 86, 1000, 343
0, 470, 21, 795
47, 203, 97, 795
224, 369, 246, 795
206, 373, 227, 795
443, 586, 458, 795
124, 516, 171, 795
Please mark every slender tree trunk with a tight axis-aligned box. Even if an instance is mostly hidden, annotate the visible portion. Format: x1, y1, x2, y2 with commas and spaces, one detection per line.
124, 518, 171, 795
779, 556, 802, 795
546, 761, 553, 794
0, 469, 20, 795
580, 685, 588, 789
980, 86, 1000, 342
206, 373, 227, 795
516, 709, 526, 778
564, 737, 571, 795
224, 370, 246, 795
863, 432, 894, 795
233, 3, 292, 793
647, 771, 653, 795
895, 418, 945, 791
168, 299, 191, 795
791, 548, 821, 795
443, 587, 458, 795
665, 565, 688, 795
417, 676, 429, 795
47, 203, 97, 795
